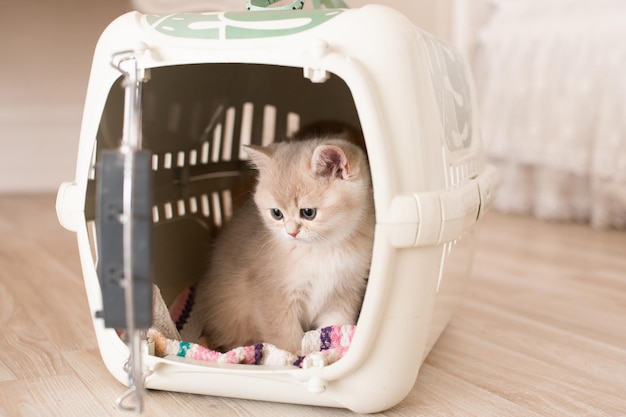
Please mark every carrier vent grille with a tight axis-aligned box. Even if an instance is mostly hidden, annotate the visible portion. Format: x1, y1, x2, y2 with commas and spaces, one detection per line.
152, 190, 233, 227
142, 101, 301, 232
147, 101, 300, 171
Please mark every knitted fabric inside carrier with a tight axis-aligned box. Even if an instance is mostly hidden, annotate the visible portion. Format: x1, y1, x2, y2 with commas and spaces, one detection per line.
148, 285, 356, 367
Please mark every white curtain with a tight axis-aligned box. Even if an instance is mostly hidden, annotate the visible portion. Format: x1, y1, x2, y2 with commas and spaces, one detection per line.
473, 0, 626, 228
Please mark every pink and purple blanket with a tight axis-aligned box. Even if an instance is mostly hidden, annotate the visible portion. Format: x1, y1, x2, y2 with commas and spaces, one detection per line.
148, 285, 356, 367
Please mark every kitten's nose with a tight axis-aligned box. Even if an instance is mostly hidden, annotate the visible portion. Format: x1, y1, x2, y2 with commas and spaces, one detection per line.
286, 222, 300, 238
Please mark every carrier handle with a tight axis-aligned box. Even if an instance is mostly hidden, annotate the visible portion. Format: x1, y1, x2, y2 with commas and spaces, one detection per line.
385, 164, 500, 248
246, 0, 348, 10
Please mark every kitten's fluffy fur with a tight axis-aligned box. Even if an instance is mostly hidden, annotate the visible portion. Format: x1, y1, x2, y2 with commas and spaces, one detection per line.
195, 137, 375, 354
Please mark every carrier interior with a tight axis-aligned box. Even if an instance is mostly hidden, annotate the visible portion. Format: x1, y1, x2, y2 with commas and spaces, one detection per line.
85, 63, 366, 308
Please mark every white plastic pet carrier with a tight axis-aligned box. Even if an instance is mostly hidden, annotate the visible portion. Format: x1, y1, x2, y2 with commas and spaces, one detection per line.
56, 2, 498, 413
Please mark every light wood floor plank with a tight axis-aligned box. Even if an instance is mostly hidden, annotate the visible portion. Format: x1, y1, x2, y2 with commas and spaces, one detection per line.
0, 375, 114, 417
400, 364, 546, 417
0, 279, 76, 380
60, 348, 246, 417
0, 238, 96, 353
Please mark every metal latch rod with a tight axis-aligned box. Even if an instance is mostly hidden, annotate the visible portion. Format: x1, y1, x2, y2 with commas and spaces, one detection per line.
102, 49, 152, 414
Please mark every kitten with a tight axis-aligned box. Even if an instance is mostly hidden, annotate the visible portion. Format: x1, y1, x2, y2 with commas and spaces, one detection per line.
194, 137, 375, 354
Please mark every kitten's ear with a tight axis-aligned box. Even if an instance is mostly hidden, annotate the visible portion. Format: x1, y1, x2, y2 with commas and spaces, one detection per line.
312, 144, 351, 180
243, 145, 272, 171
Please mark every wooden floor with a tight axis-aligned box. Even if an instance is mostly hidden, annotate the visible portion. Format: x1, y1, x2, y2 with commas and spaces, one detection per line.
1, 194, 625, 416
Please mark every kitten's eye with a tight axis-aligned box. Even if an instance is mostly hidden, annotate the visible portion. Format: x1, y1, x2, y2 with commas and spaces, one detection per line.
300, 208, 317, 220
270, 208, 283, 220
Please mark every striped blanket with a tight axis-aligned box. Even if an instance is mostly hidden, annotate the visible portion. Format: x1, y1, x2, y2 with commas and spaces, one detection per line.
148, 285, 355, 367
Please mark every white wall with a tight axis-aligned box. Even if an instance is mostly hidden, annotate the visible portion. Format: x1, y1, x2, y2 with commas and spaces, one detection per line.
0, 0, 451, 193
351, 0, 451, 39
0, 0, 131, 193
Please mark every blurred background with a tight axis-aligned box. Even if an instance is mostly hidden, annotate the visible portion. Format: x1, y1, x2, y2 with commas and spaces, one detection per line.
1, 0, 624, 229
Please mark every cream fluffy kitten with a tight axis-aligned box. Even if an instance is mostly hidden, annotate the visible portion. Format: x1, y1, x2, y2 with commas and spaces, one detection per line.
195, 137, 375, 354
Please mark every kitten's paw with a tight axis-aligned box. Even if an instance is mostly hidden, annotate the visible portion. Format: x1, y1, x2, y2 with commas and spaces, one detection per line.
198, 334, 213, 349
314, 310, 355, 329
270, 332, 304, 355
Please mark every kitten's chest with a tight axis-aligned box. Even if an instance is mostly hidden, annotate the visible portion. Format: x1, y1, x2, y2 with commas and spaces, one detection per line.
278, 247, 364, 314
285, 247, 353, 285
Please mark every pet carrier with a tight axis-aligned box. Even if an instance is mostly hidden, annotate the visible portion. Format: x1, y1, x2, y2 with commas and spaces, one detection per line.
56, 2, 498, 413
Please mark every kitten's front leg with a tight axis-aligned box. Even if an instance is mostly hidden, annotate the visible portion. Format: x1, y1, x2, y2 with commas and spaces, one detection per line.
259, 302, 304, 354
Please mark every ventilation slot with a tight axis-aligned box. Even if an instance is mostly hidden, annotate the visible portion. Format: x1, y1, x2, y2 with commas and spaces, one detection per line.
177, 199, 186, 216
221, 106, 236, 161
262, 105, 276, 147
211, 125, 222, 163
201, 142, 210, 164
152, 206, 160, 223
189, 149, 197, 166
176, 151, 185, 168
163, 152, 173, 169
201, 194, 210, 217
188, 196, 198, 214
221, 190, 233, 221
211, 192, 222, 227
164, 202, 174, 220
239, 102, 254, 160
286, 111, 300, 138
